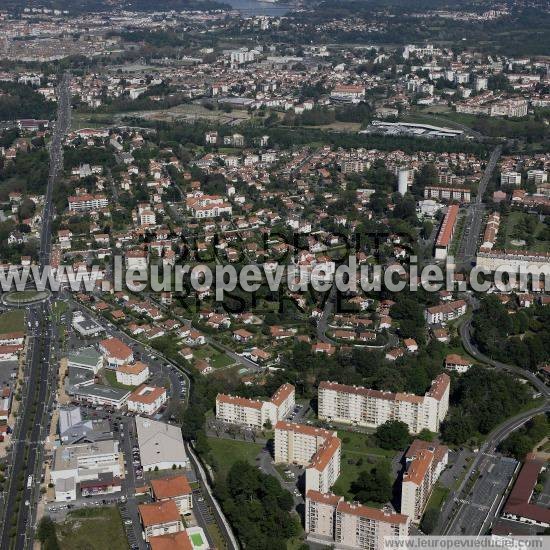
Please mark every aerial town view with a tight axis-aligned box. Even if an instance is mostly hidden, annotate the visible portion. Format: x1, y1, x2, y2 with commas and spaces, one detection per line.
0, 0, 548, 549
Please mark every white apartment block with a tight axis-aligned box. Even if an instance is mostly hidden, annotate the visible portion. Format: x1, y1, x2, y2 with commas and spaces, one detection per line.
335, 501, 410, 549
401, 440, 448, 522
318, 374, 450, 434
305, 491, 343, 540
68, 194, 108, 211
330, 85, 365, 103
527, 170, 548, 185
424, 186, 471, 203
186, 194, 233, 219
306, 491, 410, 548
127, 385, 167, 416
216, 383, 295, 429
425, 299, 467, 324
475, 249, 550, 282
274, 422, 341, 494
115, 361, 149, 386
501, 171, 522, 186
138, 501, 184, 542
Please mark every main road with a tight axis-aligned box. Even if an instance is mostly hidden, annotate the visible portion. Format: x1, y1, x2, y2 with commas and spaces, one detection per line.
455, 145, 501, 268
435, 314, 550, 535
0, 72, 71, 550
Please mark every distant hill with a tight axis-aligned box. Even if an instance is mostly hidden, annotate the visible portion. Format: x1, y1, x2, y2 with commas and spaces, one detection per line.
3, 0, 230, 14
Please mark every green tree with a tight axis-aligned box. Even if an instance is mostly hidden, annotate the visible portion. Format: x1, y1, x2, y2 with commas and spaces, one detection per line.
375, 420, 410, 450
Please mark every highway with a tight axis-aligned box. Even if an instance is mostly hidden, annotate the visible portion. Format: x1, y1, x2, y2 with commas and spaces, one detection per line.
455, 145, 501, 268
0, 73, 71, 550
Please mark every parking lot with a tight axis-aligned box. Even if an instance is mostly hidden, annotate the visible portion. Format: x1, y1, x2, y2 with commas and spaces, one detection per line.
447, 455, 519, 536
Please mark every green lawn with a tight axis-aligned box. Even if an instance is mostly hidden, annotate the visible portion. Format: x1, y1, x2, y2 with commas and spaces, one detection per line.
191, 532, 205, 546
193, 345, 235, 369
56, 506, 128, 550
425, 484, 450, 512
0, 309, 25, 332
103, 369, 136, 390
207, 437, 262, 481
503, 211, 548, 253
332, 430, 396, 501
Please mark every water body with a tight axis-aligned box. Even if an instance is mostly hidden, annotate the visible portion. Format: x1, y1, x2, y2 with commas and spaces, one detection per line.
226, 0, 291, 16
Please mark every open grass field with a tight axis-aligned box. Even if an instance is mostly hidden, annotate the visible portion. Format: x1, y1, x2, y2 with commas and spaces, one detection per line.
0, 309, 25, 332
193, 345, 235, 369
57, 506, 128, 550
503, 211, 549, 253
207, 437, 262, 481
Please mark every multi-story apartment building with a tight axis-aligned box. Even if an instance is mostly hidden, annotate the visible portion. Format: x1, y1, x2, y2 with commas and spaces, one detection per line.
306, 490, 410, 548
475, 249, 550, 282
425, 300, 467, 324
68, 193, 108, 211
424, 186, 471, 203
138, 501, 184, 542
127, 384, 167, 416
527, 169, 548, 185
216, 383, 295, 429
330, 84, 365, 103
501, 171, 522, 186
318, 374, 450, 434
274, 422, 341, 494
150, 475, 193, 515
335, 501, 410, 549
489, 98, 528, 118
400, 440, 449, 522
434, 204, 459, 260
186, 194, 233, 219
305, 490, 343, 540
115, 361, 149, 386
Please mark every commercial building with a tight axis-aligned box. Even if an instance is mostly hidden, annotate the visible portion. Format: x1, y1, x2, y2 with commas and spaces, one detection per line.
128, 384, 167, 416
400, 440, 449, 522
72, 384, 130, 409
318, 374, 450, 434
50, 439, 122, 501
274, 422, 341, 494
502, 455, 550, 528
216, 383, 295, 429
67, 347, 104, 374
434, 204, 460, 260
138, 501, 184, 542
135, 417, 189, 471
72, 313, 104, 338
150, 475, 193, 515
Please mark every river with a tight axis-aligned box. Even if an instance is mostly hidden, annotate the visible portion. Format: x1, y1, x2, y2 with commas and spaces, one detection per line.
226, 0, 291, 16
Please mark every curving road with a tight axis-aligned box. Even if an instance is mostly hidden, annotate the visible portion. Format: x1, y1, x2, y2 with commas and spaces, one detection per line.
435, 315, 550, 535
